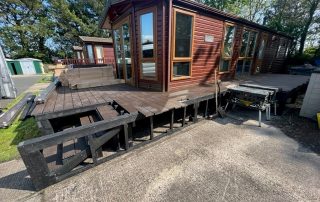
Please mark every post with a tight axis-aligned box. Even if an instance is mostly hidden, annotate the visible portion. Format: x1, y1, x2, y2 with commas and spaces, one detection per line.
150, 116, 154, 140
170, 109, 174, 130
182, 107, 186, 127
259, 110, 262, 127
193, 102, 198, 123
123, 123, 129, 150
215, 69, 218, 114
204, 99, 209, 118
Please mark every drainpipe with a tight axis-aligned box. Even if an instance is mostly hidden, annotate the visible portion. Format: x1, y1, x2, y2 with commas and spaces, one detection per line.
167, 0, 173, 92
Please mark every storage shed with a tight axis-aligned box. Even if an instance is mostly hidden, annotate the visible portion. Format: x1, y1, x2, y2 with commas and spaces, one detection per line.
6, 58, 44, 75
100, 0, 293, 92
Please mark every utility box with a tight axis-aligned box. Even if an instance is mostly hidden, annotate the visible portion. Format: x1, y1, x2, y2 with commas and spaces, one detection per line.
300, 70, 320, 120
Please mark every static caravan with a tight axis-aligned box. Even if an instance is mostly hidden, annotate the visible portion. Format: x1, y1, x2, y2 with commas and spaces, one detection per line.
6, 58, 44, 75
99, 0, 292, 92
71, 36, 115, 65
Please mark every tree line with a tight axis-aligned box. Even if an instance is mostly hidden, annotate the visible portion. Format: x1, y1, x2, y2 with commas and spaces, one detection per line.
0, 0, 319, 63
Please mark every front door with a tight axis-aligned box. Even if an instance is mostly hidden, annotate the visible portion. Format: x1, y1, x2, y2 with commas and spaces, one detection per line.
236, 29, 258, 77
113, 17, 134, 85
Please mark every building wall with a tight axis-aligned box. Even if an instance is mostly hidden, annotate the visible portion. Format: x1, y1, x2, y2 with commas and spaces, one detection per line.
169, 12, 225, 91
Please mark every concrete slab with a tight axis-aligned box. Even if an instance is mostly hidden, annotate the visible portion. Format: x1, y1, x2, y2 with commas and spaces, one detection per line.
0, 114, 319, 201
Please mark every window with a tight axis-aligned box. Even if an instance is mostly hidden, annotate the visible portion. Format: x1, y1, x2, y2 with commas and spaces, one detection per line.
277, 39, 286, 58
220, 23, 236, 72
86, 45, 94, 63
236, 29, 258, 75
113, 18, 133, 81
139, 9, 156, 78
95, 45, 103, 64
172, 9, 195, 79
258, 38, 266, 59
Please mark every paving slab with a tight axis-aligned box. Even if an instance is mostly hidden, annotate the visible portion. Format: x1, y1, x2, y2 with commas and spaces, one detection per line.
0, 114, 319, 202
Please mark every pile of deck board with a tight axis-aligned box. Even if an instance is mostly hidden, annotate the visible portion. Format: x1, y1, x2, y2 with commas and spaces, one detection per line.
0, 93, 35, 128
59, 66, 123, 89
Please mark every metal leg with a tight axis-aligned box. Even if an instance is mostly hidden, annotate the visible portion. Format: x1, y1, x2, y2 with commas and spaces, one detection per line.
204, 99, 208, 118
274, 102, 277, 116
266, 106, 269, 121
259, 110, 262, 127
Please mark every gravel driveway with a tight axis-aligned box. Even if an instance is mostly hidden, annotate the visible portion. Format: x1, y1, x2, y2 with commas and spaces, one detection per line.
1, 115, 317, 202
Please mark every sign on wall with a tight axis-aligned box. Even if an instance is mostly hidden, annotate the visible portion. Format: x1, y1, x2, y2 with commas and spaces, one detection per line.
204, 35, 214, 43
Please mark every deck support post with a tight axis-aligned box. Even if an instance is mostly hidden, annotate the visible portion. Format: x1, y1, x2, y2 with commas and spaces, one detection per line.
123, 123, 129, 150
182, 107, 186, 127
88, 135, 98, 165
56, 144, 63, 165
193, 102, 199, 123
150, 116, 154, 140
170, 109, 174, 130
259, 110, 262, 127
204, 99, 209, 118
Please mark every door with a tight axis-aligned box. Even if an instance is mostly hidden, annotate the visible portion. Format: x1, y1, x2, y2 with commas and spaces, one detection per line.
21, 61, 36, 75
236, 29, 258, 77
86, 45, 94, 64
113, 17, 134, 85
255, 33, 268, 74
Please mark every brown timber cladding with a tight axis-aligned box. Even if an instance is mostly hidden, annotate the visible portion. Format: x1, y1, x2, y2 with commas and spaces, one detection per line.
169, 13, 224, 91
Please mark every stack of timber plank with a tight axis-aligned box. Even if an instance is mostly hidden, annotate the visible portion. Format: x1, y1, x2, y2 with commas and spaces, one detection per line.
0, 93, 34, 128
59, 66, 124, 89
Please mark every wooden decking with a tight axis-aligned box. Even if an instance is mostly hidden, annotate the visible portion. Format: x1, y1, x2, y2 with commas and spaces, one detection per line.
32, 83, 227, 120
32, 74, 310, 120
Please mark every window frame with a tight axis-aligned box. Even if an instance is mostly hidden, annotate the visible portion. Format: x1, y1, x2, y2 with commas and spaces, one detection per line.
219, 22, 236, 73
238, 28, 258, 60
137, 7, 157, 80
113, 16, 134, 81
236, 28, 258, 75
171, 8, 195, 81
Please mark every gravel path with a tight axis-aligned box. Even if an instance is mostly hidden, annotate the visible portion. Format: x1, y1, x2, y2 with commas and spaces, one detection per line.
0, 114, 319, 201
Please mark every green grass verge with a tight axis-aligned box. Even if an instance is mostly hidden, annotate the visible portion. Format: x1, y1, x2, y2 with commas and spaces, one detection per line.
0, 117, 40, 163
0, 92, 41, 162
37, 73, 54, 83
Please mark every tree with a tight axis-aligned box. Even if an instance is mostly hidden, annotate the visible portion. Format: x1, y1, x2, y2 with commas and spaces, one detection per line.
0, 0, 54, 62
50, 0, 108, 58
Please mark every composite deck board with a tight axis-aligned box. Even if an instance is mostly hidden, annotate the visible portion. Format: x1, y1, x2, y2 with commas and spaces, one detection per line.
63, 87, 74, 110
42, 90, 58, 114
96, 105, 119, 120
54, 87, 65, 112
32, 74, 309, 118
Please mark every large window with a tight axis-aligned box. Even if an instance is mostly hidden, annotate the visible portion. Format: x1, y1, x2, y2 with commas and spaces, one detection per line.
236, 29, 258, 75
113, 17, 133, 81
139, 8, 156, 79
220, 24, 236, 72
172, 9, 195, 79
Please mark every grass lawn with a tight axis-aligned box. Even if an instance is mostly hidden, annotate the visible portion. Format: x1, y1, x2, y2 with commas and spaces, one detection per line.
0, 94, 41, 163
37, 72, 54, 83
0, 118, 40, 163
